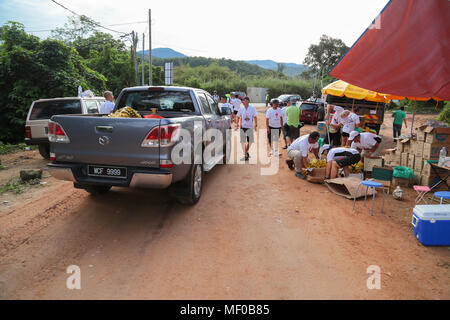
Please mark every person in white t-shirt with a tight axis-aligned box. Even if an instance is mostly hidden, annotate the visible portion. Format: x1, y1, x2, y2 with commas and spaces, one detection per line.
325, 104, 344, 147
236, 97, 258, 161
330, 110, 360, 146
213, 91, 219, 103
99, 91, 115, 114
320, 144, 361, 179
286, 132, 320, 179
348, 131, 383, 159
230, 94, 242, 129
265, 99, 284, 156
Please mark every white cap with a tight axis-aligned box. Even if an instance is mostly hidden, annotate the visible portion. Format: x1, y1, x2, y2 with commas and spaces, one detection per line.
319, 144, 331, 157
349, 131, 360, 141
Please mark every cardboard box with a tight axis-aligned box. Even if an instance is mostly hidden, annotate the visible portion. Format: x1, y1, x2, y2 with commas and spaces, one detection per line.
414, 141, 424, 158
401, 139, 411, 153
396, 139, 404, 153
414, 156, 424, 172
416, 128, 426, 142
306, 168, 326, 184
401, 152, 409, 166
364, 158, 383, 172
423, 143, 448, 160
413, 171, 422, 184
393, 177, 410, 187
424, 127, 450, 145
408, 154, 415, 169
422, 161, 431, 176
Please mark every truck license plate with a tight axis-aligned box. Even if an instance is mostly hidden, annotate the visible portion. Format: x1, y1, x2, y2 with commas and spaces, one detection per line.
88, 165, 127, 179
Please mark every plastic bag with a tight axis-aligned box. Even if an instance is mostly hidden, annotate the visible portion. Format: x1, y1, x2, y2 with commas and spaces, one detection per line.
393, 166, 414, 179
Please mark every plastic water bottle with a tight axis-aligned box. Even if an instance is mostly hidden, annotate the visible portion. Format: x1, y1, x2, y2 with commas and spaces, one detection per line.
439, 147, 448, 166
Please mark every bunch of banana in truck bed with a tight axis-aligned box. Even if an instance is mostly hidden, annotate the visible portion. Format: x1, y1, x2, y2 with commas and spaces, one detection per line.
107, 106, 142, 118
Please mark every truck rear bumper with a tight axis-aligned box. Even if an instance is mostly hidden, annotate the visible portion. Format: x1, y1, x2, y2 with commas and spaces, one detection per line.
47, 163, 173, 189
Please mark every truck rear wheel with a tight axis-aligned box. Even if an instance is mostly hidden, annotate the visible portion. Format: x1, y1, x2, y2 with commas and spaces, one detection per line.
174, 163, 203, 205
38, 144, 50, 159
84, 185, 111, 195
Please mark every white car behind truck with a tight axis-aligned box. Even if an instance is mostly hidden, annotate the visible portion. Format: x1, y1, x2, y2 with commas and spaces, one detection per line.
25, 96, 106, 158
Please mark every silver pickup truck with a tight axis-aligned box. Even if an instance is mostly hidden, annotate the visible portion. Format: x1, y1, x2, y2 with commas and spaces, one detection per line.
47, 86, 232, 204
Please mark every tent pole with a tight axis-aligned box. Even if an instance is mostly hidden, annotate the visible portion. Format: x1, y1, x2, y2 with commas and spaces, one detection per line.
410, 100, 416, 136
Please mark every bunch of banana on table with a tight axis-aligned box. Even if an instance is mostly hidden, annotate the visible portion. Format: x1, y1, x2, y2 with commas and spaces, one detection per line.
108, 106, 142, 118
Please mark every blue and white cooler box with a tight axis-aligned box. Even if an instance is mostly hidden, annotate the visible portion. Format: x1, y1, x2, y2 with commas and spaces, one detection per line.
412, 205, 450, 246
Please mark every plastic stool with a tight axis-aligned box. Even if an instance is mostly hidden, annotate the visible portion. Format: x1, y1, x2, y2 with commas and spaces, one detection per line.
353, 180, 386, 216
431, 191, 450, 204
414, 185, 431, 204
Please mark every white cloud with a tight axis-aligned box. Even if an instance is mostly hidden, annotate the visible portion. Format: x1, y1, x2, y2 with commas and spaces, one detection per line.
0, 0, 390, 64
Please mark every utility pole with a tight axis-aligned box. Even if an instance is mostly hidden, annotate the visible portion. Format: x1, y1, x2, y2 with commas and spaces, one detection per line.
142, 33, 145, 86
148, 9, 152, 86
132, 31, 138, 86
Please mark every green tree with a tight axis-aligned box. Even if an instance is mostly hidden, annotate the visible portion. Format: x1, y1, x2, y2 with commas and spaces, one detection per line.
303, 34, 349, 77
0, 22, 105, 143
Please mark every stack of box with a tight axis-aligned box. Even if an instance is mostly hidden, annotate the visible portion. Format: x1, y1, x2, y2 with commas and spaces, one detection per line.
384, 127, 450, 189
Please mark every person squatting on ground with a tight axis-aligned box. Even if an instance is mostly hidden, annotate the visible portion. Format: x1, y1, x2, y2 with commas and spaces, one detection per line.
265, 99, 284, 157
347, 131, 382, 160
286, 131, 320, 179
320, 144, 361, 179
392, 106, 407, 139
236, 97, 258, 161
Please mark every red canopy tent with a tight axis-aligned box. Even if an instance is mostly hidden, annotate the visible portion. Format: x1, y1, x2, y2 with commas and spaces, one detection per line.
330, 0, 450, 101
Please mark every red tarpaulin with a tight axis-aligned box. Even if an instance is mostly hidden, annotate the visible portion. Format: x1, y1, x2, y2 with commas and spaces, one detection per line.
330, 0, 450, 100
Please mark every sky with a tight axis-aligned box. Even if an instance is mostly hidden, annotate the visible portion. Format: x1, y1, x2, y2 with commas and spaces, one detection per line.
0, 0, 390, 64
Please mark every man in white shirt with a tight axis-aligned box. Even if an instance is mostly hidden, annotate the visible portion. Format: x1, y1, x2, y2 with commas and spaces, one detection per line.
330, 110, 360, 146
286, 131, 320, 179
213, 91, 219, 103
325, 104, 345, 147
320, 144, 361, 179
265, 99, 284, 156
236, 97, 258, 161
230, 94, 242, 129
99, 91, 115, 114
347, 131, 383, 159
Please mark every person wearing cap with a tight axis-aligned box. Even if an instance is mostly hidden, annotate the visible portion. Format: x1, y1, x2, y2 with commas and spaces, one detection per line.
347, 131, 382, 159
330, 109, 360, 147
286, 131, 320, 179
320, 144, 361, 179
236, 97, 258, 161
266, 99, 284, 156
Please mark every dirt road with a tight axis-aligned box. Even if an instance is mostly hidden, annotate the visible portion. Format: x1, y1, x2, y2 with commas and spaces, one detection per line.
0, 111, 448, 299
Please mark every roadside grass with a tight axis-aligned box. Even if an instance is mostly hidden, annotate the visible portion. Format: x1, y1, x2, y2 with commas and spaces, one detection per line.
0, 177, 43, 195
0, 142, 37, 155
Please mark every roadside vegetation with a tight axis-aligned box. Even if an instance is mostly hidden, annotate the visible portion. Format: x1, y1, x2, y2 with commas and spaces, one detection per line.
0, 177, 43, 195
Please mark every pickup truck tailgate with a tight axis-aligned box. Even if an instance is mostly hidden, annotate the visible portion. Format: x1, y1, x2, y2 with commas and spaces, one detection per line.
51, 115, 160, 168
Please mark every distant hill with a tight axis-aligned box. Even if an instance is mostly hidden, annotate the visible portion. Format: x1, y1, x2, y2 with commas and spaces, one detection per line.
246, 60, 308, 77
152, 56, 276, 78
139, 47, 187, 59
138, 48, 306, 77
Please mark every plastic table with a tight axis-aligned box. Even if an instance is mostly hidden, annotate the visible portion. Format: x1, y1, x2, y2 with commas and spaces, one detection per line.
431, 191, 450, 204
353, 180, 386, 216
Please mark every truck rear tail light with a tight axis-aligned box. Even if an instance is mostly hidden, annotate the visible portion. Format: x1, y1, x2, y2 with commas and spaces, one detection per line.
141, 124, 180, 148
50, 152, 56, 161
160, 124, 180, 146
141, 127, 160, 147
160, 160, 173, 168
48, 121, 70, 143
25, 126, 32, 139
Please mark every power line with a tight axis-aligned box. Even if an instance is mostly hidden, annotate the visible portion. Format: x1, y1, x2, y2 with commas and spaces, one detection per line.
26, 21, 147, 33
50, 0, 129, 35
